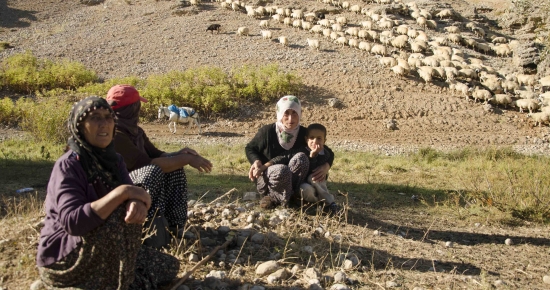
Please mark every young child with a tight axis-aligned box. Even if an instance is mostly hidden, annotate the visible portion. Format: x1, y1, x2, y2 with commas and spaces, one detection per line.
255, 123, 339, 213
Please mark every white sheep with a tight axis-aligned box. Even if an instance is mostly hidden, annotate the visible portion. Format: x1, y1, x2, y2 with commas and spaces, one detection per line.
237, 26, 249, 36
501, 80, 519, 94
539, 75, 550, 92
446, 33, 462, 45
323, 28, 332, 38
306, 38, 320, 51
436, 9, 453, 19
348, 38, 359, 49
451, 81, 470, 99
391, 35, 409, 49
492, 36, 507, 44
358, 41, 372, 52
394, 24, 409, 35
444, 26, 460, 33
260, 30, 272, 40
291, 9, 303, 19
473, 27, 486, 38
493, 44, 512, 57
292, 19, 302, 29
378, 19, 394, 30
517, 74, 537, 88
259, 20, 270, 28
370, 44, 387, 56
350, 4, 361, 14
301, 21, 313, 31
410, 41, 425, 53
318, 19, 330, 27
462, 38, 477, 49
272, 14, 281, 23
379, 56, 397, 67
458, 69, 478, 80
336, 16, 347, 26
515, 90, 538, 99
527, 112, 550, 126
426, 20, 437, 30
471, 87, 492, 103
335, 36, 348, 47
422, 56, 439, 67
332, 23, 343, 32
278, 36, 288, 47
514, 98, 541, 113
344, 27, 359, 37
492, 94, 513, 108
443, 67, 458, 81
366, 30, 378, 42
310, 24, 323, 34
417, 66, 434, 83
361, 21, 373, 30
283, 17, 292, 26
407, 28, 418, 39
391, 65, 408, 77
416, 17, 427, 29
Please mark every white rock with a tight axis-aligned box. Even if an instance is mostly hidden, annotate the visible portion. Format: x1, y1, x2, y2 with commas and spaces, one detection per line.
303, 246, 313, 254
474, 222, 481, 227
267, 268, 291, 284
269, 216, 282, 226
333, 234, 342, 242
235, 207, 246, 212
206, 270, 226, 279
187, 210, 195, 218
315, 227, 324, 235
189, 253, 199, 262
303, 267, 321, 280
543, 275, 550, 284
445, 241, 454, 248
246, 214, 255, 223
386, 280, 399, 287
266, 275, 278, 284
324, 231, 331, 238
330, 284, 350, 290
221, 208, 233, 218
30, 280, 44, 290
256, 260, 280, 276
342, 259, 354, 270
412, 287, 426, 290
243, 192, 260, 201
493, 279, 505, 286
346, 254, 359, 266
334, 271, 346, 283
251, 233, 265, 244
291, 264, 303, 275
504, 238, 513, 245
373, 230, 381, 236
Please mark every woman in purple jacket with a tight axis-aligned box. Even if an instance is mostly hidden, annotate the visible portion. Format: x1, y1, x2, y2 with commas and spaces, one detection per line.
36, 96, 179, 289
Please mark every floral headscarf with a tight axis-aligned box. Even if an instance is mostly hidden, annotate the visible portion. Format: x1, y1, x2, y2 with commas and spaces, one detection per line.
275, 95, 301, 150
67, 96, 121, 189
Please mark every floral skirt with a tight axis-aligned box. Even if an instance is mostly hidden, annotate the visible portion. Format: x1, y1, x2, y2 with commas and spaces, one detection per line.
38, 206, 180, 289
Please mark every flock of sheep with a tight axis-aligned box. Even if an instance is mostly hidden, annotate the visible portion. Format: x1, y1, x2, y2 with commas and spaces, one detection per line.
194, 0, 550, 126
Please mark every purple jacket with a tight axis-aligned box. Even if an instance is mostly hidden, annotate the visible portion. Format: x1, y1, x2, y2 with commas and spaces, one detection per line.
36, 150, 132, 267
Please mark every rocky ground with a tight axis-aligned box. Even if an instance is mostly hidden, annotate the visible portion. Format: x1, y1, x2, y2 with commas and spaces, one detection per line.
1, 0, 550, 289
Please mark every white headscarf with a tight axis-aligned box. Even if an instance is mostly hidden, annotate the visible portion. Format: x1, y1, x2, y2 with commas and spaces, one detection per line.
275, 95, 301, 150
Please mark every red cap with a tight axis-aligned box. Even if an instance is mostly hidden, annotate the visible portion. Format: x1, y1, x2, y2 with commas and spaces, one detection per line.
106, 85, 148, 110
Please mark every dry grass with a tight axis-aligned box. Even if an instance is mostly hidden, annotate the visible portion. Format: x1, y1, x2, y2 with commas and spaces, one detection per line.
1, 139, 550, 289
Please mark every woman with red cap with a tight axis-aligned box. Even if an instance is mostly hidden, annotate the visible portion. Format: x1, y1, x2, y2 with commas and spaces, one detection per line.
107, 85, 212, 248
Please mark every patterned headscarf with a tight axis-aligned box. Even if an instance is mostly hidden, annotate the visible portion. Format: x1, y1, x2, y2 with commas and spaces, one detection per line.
275, 95, 302, 150
67, 96, 121, 189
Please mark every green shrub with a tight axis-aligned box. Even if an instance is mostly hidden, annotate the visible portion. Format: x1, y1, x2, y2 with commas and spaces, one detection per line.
231, 64, 301, 102
0, 98, 19, 125
0, 51, 98, 93
17, 97, 71, 144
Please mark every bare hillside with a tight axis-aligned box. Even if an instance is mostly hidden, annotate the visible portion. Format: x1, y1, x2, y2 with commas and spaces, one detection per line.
2, 0, 550, 154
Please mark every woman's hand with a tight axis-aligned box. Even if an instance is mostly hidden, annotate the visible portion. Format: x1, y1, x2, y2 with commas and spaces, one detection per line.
248, 160, 263, 181
124, 185, 151, 210
311, 162, 330, 182
175, 147, 198, 156
124, 199, 148, 224
189, 154, 213, 173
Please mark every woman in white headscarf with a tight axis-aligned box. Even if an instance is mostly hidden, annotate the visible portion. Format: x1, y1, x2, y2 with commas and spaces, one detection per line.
245, 96, 334, 208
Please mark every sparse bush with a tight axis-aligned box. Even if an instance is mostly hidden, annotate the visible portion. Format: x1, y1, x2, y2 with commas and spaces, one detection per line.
0, 98, 18, 125
231, 64, 301, 103
0, 51, 98, 93
17, 97, 71, 144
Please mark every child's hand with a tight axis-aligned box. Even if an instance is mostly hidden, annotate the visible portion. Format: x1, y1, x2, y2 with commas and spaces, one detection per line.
310, 143, 323, 157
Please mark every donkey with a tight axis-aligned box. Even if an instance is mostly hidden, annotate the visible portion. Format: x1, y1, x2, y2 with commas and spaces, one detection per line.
158, 105, 201, 134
